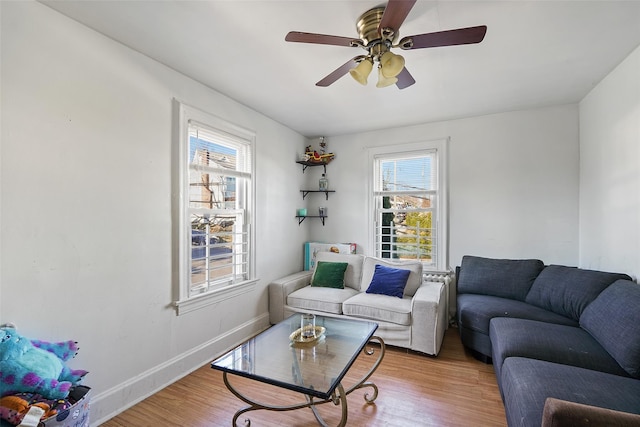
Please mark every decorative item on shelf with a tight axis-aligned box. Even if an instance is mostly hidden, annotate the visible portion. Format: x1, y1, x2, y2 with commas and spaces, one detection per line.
303, 137, 335, 164
319, 207, 327, 217
319, 136, 327, 155
319, 173, 328, 191
304, 150, 335, 164
297, 208, 307, 217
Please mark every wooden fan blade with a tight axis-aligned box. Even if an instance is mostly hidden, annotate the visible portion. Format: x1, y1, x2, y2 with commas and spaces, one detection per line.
399, 25, 487, 50
316, 57, 362, 87
379, 0, 417, 33
285, 31, 360, 47
395, 67, 416, 89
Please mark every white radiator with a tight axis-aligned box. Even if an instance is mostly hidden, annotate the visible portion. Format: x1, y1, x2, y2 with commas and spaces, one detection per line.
423, 270, 455, 323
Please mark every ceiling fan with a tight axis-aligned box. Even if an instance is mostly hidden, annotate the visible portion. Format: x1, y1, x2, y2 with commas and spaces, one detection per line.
285, 0, 487, 89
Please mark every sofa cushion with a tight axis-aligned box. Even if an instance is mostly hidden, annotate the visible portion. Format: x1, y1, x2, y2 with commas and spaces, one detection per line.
314, 252, 364, 290
311, 261, 348, 289
456, 293, 579, 360
580, 279, 640, 378
365, 264, 411, 298
457, 255, 545, 301
457, 294, 578, 336
525, 265, 631, 321
287, 286, 360, 315
501, 357, 640, 427
490, 318, 630, 391
342, 293, 412, 326
361, 257, 422, 297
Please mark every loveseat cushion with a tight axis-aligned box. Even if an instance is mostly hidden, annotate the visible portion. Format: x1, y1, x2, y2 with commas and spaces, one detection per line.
525, 265, 631, 321
361, 257, 423, 297
580, 279, 640, 378
457, 255, 545, 301
314, 252, 365, 291
342, 293, 412, 326
287, 286, 359, 315
490, 318, 629, 391
501, 357, 640, 427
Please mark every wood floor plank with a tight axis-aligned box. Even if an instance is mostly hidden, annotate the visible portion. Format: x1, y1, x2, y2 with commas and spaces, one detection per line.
100, 327, 506, 426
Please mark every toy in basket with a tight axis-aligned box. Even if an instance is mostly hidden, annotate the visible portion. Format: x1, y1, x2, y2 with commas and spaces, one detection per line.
0, 328, 89, 426
0, 386, 90, 427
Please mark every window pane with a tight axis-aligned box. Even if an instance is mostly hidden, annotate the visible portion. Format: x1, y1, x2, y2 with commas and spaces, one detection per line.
189, 135, 239, 210
376, 208, 436, 265
189, 169, 237, 209
376, 193, 436, 266
375, 152, 437, 267
190, 136, 238, 170
190, 213, 247, 294
380, 155, 435, 192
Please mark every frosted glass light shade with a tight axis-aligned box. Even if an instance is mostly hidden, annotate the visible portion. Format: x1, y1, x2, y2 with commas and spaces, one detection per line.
380, 51, 405, 78
349, 58, 373, 85
376, 67, 398, 88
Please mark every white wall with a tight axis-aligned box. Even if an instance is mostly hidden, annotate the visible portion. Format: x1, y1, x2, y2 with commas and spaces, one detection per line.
579, 45, 640, 280
0, 2, 308, 423
310, 105, 580, 269
5, 1, 627, 424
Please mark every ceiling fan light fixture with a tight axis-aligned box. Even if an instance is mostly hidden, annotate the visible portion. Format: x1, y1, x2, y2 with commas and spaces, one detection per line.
380, 51, 405, 77
349, 57, 373, 85
376, 66, 398, 88
285, 0, 486, 89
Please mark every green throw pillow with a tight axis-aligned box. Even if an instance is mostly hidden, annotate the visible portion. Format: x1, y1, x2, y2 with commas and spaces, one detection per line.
311, 261, 348, 289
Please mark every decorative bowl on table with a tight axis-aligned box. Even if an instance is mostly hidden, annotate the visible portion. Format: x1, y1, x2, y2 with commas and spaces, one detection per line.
289, 326, 326, 347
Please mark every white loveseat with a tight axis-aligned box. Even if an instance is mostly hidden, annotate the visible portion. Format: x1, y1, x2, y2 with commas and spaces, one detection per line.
268, 252, 448, 355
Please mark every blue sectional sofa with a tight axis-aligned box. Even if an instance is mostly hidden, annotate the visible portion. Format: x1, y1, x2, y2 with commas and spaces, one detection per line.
456, 255, 640, 426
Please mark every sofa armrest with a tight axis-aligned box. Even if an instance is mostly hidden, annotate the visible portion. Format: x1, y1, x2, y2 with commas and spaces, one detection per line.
268, 271, 313, 324
410, 281, 447, 355
542, 397, 640, 427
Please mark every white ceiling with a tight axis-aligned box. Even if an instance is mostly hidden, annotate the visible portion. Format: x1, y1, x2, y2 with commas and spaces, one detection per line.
41, 0, 640, 138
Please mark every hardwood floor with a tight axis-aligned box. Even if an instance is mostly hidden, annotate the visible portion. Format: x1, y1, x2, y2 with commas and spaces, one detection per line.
100, 327, 506, 426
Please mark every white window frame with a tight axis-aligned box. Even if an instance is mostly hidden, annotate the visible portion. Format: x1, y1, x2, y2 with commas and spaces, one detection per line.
367, 138, 449, 272
173, 101, 256, 315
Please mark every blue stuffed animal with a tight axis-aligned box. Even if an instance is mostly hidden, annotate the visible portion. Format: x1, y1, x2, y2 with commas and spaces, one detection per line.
0, 328, 88, 400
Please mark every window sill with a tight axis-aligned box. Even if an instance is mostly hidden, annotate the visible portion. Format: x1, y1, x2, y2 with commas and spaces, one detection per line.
174, 279, 257, 316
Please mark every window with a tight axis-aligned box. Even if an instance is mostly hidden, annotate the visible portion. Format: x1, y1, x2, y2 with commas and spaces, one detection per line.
369, 139, 449, 271
174, 101, 256, 314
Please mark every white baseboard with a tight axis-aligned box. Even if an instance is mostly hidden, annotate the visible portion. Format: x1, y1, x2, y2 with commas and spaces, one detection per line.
90, 313, 270, 426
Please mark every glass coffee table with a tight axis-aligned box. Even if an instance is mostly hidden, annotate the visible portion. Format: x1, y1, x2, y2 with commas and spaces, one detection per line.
211, 314, 385, 426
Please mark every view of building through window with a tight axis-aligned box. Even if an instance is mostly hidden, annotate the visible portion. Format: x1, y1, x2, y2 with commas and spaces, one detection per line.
186, 121, 251, 296
375, 152, 438, 267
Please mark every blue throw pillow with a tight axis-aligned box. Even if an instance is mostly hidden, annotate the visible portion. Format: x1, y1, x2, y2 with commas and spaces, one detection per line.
366, 264, 411, 298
